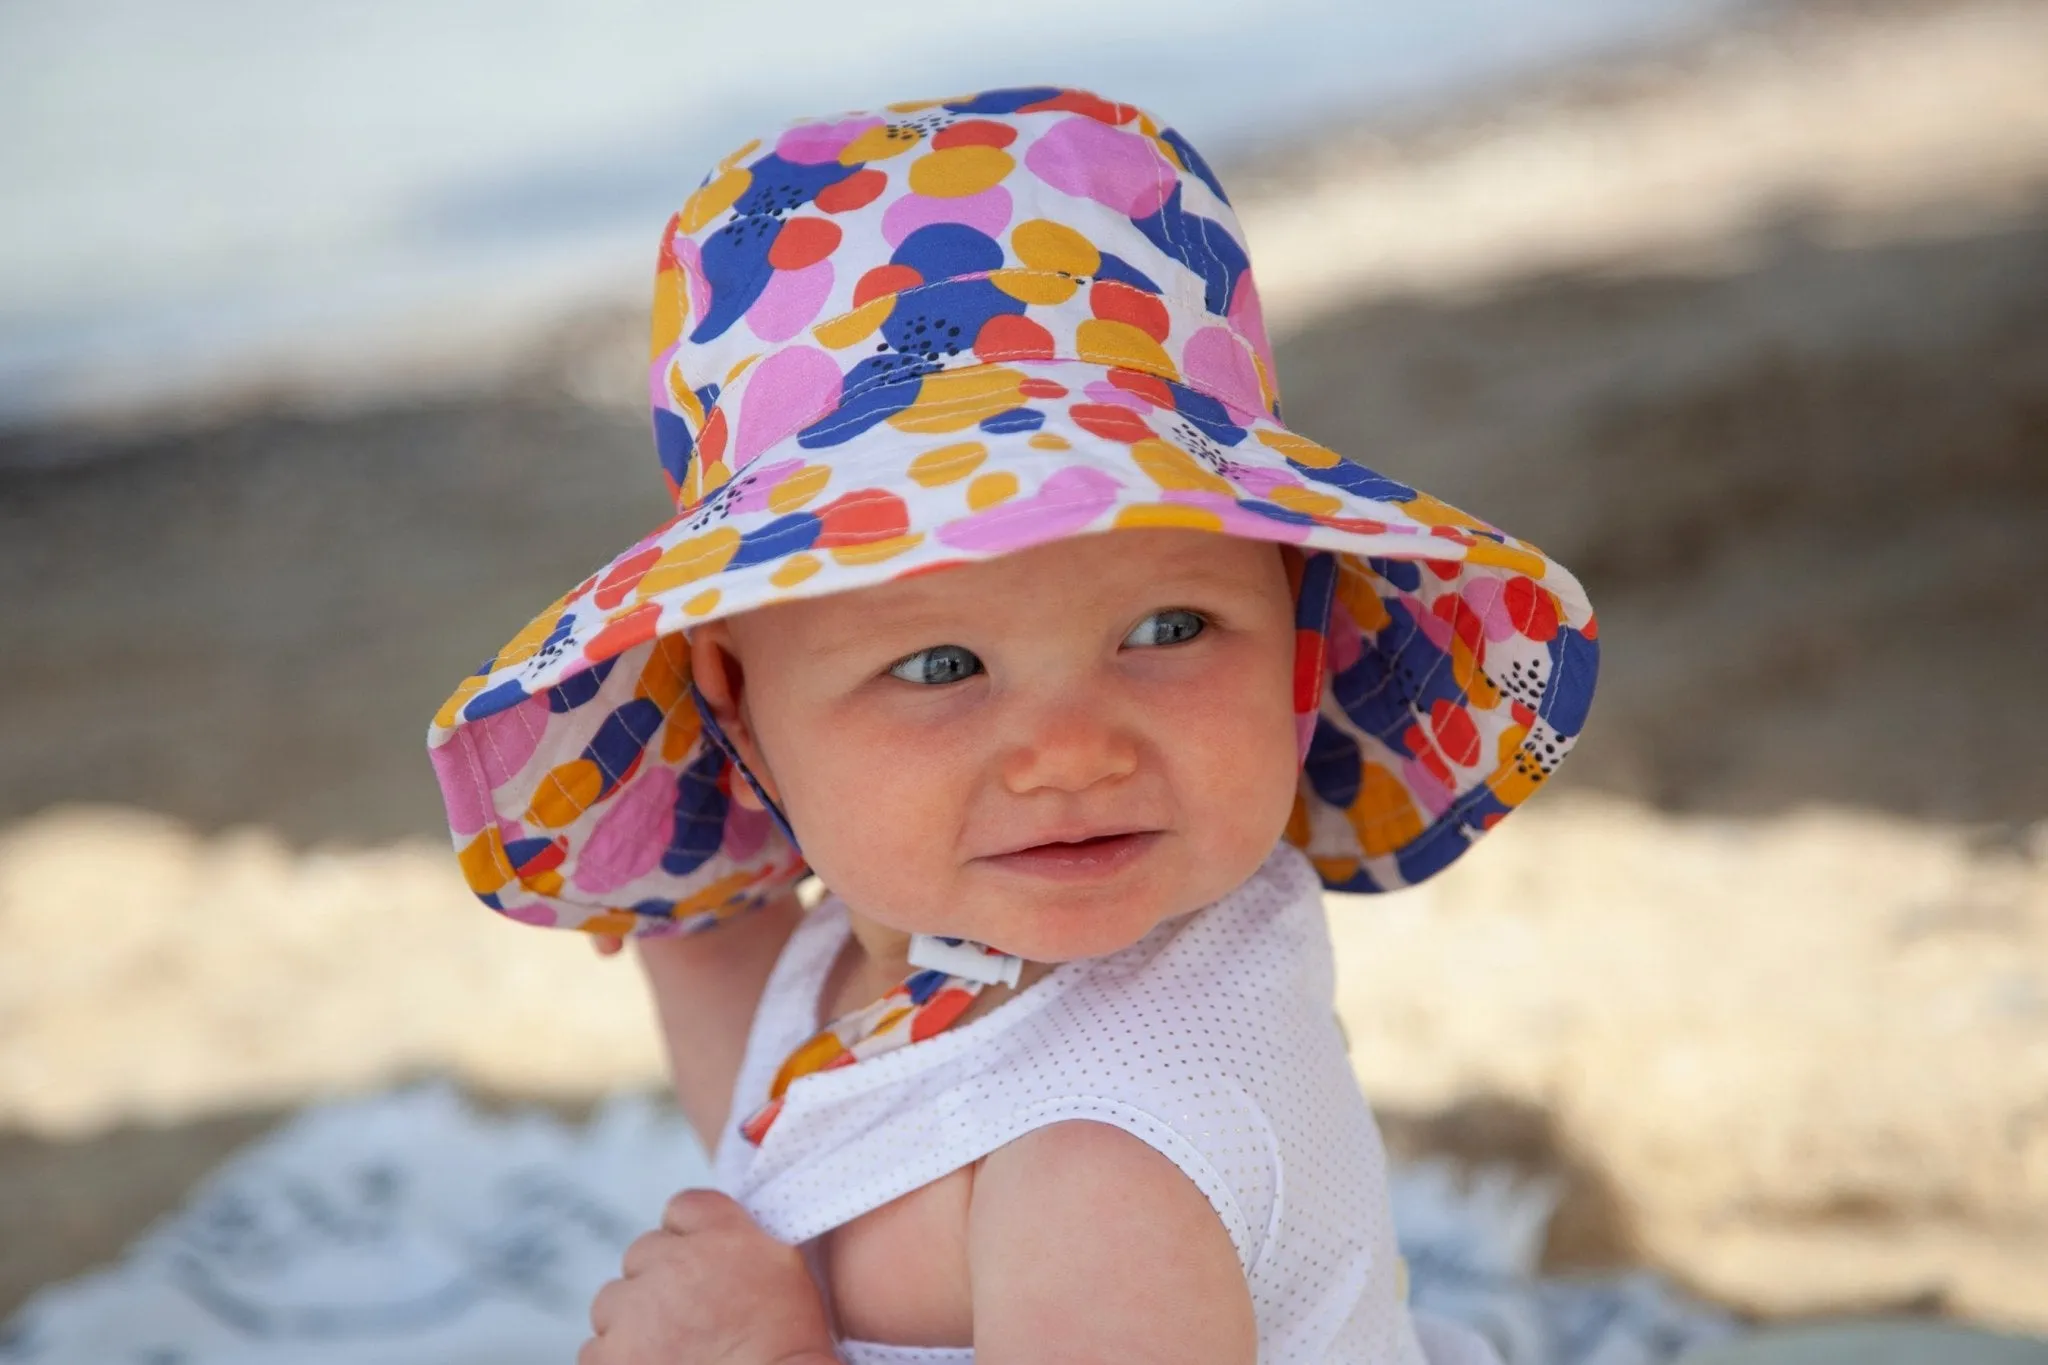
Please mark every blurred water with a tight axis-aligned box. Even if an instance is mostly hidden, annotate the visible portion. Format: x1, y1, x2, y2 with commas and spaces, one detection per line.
0, 0, 1733, 427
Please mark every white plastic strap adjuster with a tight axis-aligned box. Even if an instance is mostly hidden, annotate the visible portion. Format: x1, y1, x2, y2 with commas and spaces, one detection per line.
906, 933, 1024, 987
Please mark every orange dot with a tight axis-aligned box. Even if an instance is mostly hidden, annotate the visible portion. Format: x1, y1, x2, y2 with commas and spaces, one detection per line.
974, 313, 1055, 362
1070, 403, 1155, 444
584, 602, 661, 663
1107, 366, 1174, 408
815, 167, 887, 214
1090, 280, 1170, 342
767, 217, 841, 270
933, 118, 1018, 150
854, 262, 924, 307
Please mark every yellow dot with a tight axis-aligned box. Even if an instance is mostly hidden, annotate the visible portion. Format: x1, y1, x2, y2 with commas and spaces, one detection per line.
1131, 439, 1232, 495
1256, 428, 1338, 468
666, 364, 704, 423
638, 527, 741, 597
1459, 539, 1549, 578
1349, 762, 1425, 857
908, 441, 987, 487
683, 588, 721, 616
908, 145, 1015, 198
717, 138, 761, 172
812, 296, 893, 349
1012, 218, 1100, 276
678, 167, 750, 233
580, 910, 638, 939
887, 367, 1026, 435
432, 675, 488, 731
661, 698, 703, 763
1076, 319, 1176, 378
1265, 484, 1343, 517
456, 827, 512, 895
1027, 432, 1071, 451
989, 269, 1077, 305
831, 533, 925, 567
967, 471, 1019, 510
770, 553, 823, 590
839, 124, 922, 164
636, 633, 693, 713
1113, 503, 1225, 533
767, 465, 832, 514
525, 758, 606, 829
651, 269, 686, 351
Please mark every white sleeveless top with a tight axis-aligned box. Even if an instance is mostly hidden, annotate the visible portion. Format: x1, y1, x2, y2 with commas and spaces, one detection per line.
711, 843, 1493, 1365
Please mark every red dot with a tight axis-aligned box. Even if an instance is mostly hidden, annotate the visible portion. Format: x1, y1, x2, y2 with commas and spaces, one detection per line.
1107, 366, 1174, 409
1090, 280, 1170, 342
1017, 377, 1069, 399
1503, 576, 1559, 642
1024, 90, 1139, 127
594, 545, 661, 611
1292, 629, 1325, 714
816, 168, 887, 214
933, 118, 1018, 150
697, 408, 729, 468
1429, 699, 1482, 769
910, 987, 977, 1041
584, 602, 661, 663
768, 217, 841, 271
854, 262, 923, 307
1071, 403, 1155, 444
974, 313, 1055, 362
816, 488, 911, 548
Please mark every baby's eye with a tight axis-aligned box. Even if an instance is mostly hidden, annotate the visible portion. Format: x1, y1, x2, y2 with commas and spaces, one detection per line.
887, 644, 984, 686
1123, 609, 1207, 648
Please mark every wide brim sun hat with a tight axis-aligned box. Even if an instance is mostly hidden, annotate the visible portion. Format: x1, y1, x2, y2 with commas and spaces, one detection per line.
425, 86, 1599, 940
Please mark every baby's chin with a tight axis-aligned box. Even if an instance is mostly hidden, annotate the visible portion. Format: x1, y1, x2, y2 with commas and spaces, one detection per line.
904, 874, 1210, 965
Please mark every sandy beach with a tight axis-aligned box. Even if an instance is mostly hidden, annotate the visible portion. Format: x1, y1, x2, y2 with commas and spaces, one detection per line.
4, 0, 2046, 1333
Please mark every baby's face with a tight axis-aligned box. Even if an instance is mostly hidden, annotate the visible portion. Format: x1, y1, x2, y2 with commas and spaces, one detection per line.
694, 529, 1301, 962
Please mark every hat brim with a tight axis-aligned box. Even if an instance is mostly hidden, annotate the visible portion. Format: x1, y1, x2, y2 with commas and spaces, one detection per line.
426, 357, 1598, 936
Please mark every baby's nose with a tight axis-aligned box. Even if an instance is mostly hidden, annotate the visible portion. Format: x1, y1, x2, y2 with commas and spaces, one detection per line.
998, 696, 1141, 795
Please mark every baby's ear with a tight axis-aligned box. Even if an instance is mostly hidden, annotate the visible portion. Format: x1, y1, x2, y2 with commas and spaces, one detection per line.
686, 623, 775, 812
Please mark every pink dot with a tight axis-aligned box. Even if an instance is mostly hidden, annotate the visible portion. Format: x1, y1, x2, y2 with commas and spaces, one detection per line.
776, 116, 883, 165
572, 766, 681, 895
1024, 117, 1174, 219
1182, 327, 1264, 424
733, 345, 844, 467
747, 259, 834, 343
881, 186, 1012, 248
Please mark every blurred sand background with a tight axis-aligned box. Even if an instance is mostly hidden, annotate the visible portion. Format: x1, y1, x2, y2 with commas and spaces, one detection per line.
4, 0, 2047, 1334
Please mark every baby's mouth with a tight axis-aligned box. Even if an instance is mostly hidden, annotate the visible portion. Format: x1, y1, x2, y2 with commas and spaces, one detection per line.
980, 830, 1163, 880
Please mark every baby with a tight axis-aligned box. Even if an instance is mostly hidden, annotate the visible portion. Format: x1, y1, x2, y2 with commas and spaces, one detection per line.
426, 86, 1598, 1363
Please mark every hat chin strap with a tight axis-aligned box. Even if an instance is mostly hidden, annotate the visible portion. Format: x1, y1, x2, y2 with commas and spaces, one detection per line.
686, 550, 1335, 978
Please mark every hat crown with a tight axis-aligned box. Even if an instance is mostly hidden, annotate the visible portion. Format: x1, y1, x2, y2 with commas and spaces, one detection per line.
648, 87, 1281, 508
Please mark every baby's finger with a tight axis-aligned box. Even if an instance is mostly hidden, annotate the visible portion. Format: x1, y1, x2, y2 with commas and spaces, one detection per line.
588, 1275, 627, 1336
661, 1187, 751, 1236
620, 1228, 687, 1278
588, 932, 626, 957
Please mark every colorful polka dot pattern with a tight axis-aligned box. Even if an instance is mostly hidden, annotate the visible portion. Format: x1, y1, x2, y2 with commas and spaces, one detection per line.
425, 86, 1600, 938
737, 958, 991, 1146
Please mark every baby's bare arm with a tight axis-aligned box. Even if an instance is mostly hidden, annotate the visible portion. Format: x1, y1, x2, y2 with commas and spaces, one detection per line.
968, 1121, 1256, 1364
631, 890, 805, 1150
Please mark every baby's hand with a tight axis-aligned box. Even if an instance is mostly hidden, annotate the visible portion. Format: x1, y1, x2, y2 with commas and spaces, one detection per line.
581, 1189, 839, 1365
589, 932, 626, 957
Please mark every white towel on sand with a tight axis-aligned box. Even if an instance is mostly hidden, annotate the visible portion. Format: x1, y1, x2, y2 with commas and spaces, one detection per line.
0, 1085, 1735, 1365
